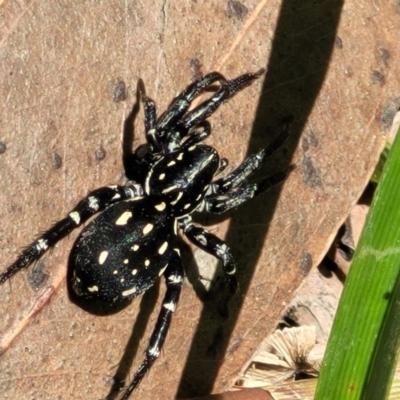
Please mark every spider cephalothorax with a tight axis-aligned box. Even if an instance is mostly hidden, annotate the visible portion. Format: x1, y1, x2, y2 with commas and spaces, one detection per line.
0, 70, 291, 399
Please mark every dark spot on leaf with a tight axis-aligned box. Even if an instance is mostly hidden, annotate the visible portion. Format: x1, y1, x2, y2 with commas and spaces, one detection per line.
301, 129, 319, 152
95, 145, 107, 161
371, 70, 385, 86
299, 253, 312, 276
334, 36, 343, 49
227, 0, 248, 20
29, 261, 49, 289
301, 156, 322, 188
381, 98, 400, 131
113, 79, 127, 103
0, 141, 6, 154
188, 58, 203, 81
52, 152, 62, 169
377, 47, 390, 66
344, 67, 354, 78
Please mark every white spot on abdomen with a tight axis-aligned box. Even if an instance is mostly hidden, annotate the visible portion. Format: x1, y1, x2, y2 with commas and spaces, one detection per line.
115, 211, 133, 225
98, 251, 109, 265
162, 184, 179, 194
154, 202, 166, 211
158, 264, 168, 276
158, 241, 168, 255
142, 223, 154, 235
170, 192, 183, 205
122, 287, 137, 297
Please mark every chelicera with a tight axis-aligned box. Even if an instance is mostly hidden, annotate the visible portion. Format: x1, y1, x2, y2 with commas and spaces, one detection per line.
0, 70, 291, 398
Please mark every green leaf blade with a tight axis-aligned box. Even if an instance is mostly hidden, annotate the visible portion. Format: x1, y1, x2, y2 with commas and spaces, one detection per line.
315, 129, 400, 400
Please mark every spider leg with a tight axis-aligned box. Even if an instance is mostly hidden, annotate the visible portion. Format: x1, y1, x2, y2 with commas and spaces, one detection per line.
178, 85, 230, 132
204, 167, 293, 214
181, 121, 211, 149
210, 122, 290, 194
226, 69, 265, 94
120, 250, 183, 399
0, 184, 143, 285
180, 215, 238, 316
141, 94, 160, 153
160, 70, 265, 154
159, 74, 230, 154
216, 158, 229, 175
179, 69, 265, 132
156, 72, 228, 134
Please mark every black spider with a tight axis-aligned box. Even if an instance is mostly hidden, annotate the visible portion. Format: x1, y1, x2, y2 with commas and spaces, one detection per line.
0, 70, 291, 399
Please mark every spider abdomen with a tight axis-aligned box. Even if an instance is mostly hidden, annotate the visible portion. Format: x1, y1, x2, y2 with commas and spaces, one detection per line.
70, 197, 177, 302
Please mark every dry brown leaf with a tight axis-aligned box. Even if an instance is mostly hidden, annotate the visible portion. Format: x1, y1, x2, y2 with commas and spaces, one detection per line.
236, 326, 321, 388
0, 0, 394, 399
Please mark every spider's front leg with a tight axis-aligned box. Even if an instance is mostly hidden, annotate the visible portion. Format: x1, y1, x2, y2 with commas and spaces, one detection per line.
204, 122, 293, 213
120, 250, 183, 399
210, 121, 290, 194
178, 69, 265, 133
0, 184, 143, 285
156, 71, 228, 134
204, 168, 292, 214
159, 70, 264, 153
179, 216, 238, 317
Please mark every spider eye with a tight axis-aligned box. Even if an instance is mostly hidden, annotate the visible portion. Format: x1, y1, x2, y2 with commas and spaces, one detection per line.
135, 144, 149, 160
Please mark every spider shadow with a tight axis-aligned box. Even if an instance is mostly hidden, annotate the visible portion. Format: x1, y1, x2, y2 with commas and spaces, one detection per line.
177, 0, 345, 397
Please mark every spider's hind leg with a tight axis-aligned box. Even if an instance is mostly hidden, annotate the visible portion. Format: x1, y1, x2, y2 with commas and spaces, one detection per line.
0, 185, 142, 285
120, 250, 183, 399
179, 216, 238, 317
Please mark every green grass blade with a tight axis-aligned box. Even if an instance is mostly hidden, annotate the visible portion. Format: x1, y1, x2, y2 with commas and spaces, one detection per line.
315, 128, 400, 400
